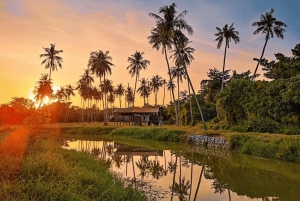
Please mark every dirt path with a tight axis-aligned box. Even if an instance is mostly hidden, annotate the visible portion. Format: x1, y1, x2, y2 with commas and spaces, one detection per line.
0, 127, 30, 182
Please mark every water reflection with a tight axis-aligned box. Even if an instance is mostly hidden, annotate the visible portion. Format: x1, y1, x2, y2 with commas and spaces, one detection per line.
63, 140, 300, 201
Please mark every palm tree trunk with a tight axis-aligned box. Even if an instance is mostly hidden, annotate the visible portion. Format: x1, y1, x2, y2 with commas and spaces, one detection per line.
163, 81, 166, 106
173, 40, 207, 130
221, 42, 228, 91
119, 95, 121, 108
177, 75, 180, 117
188, 82, 193, 125
103, 75, 108, 126
164, 47, 179, 126
252, 37, 269, 80
133, 74, 138, 107
49, 68, 52, 82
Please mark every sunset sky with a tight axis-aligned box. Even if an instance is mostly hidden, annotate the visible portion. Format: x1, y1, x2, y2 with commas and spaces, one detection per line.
1, 0, 299, 107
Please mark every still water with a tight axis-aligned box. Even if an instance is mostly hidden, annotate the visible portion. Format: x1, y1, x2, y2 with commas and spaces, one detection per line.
63, 139, 300, 201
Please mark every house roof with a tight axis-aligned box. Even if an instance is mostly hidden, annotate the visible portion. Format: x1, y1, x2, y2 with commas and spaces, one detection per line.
114, 107, 159, 114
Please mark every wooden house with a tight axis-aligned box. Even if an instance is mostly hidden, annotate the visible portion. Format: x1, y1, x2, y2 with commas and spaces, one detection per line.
113, 107, 162, 126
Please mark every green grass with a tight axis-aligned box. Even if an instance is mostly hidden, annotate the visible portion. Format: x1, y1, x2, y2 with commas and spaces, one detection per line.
229, 133, 300, 162
0, 134, 146, 200
110, 127, 186, 142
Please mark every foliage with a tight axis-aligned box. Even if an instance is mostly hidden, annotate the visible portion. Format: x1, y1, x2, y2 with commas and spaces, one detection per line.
61, 126, 117, 135
246, 117, 279, 133
0, 137, 146, 200
110, 127, 186, 142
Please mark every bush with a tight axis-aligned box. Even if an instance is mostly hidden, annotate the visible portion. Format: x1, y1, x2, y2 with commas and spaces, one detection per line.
230, 125, 247, 133
246, 117, 279, 133
282, 126, 300, 135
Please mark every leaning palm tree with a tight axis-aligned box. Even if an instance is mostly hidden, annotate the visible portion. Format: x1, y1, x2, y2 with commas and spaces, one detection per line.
252, 8, 287, 79
170, 36, 195, 124
40, 44, 63, 81
150, 75, 164, 106
149, 3, 207, 129
215, 23, 240, 91
170, 66, 186, 115
88, 50, 114, 125
127, 51, 150, 106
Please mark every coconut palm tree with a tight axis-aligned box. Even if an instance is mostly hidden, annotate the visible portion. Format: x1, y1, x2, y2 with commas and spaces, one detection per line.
149, 3, 206, 129
170, 66, 186, 115
64, 84, 75, 122
79, 69, 94, 122
40, 44, 63, 81
100, 79, 114, 117
215, 23, 240, 91
33, 74, 53, 108
150, 75, 164, 106
137, 78, 151, 106
167, 79, 176, 103
162, 79, 166, 106
252, 8, 287, 79
170, 36, 195, 124
127, 51, 150, 106
115, 83, 125, 108
126, 86, 135, 107
88, 50, 114, 125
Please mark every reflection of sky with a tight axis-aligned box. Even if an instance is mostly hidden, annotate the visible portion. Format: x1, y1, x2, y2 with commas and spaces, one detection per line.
62, 140, 264, 201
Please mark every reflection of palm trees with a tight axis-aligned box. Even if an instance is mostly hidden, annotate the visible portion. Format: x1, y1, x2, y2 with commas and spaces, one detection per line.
149, 158, 165, 180
193, 157, 206, 201
170, 153, 178, 201
173, 176, 191, 201
112, 154, 123, 169
136, 156, 150, 179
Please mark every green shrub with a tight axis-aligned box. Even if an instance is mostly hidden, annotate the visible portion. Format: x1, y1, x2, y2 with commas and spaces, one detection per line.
246, 117, 279, 133
230, 125, 247, 133
282, 126, 300, 135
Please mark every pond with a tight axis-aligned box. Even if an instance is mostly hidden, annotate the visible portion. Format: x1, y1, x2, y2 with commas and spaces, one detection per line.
62, 139, 300, 201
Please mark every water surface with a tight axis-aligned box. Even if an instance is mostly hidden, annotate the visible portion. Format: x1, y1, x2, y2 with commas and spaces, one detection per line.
63, 139, 300, 201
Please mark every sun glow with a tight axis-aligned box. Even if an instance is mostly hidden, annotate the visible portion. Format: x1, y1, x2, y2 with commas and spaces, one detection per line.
28, 85, 60, 108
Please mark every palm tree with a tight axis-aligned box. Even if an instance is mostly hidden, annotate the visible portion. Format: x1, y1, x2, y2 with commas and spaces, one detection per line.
149, 3, 206, 129
79, 69, 94, 122
148, 5, 180, 125
88, 50, 114, 125
100, 79, 114, 117
252, 8, 287, 79
40, 44, 63, 81
137, 78, 151, 106
33, 74, 53, 108
126, 86, 134, 107
167, 79, 176, 103
162, 79, 166, 106
64, 84, 75, 122
150, 75, 164, 106
127, 51, 150, 106
170, 36, 195, 124
215, 23, 240, 91
115, 83, 125, 108
170, 66, 186, 115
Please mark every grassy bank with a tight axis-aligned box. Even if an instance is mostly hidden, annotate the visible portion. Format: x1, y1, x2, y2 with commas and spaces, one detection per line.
229, 133, 300, 162
110, 127, 187, 142
0, 132, 146, 200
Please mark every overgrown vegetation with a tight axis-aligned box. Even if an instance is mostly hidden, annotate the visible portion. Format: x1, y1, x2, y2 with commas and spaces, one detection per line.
0, 135, 146, 200
111, 127, 186, 142
229, 134, 300, 162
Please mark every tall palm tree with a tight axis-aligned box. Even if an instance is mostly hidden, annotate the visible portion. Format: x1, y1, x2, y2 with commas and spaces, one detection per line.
149, 3, 207, 129
100, 79, 114, 117
40, 44, 63, 81
162, 79, 166, 106
137, 78, 151, 106
127, 51, 150, 106
115, 83, 125, 108
215, 23, 240, 91
252, 8, 287, 79
126, 86, 134, 107
79, 69, 94, 122
33, 74, 53, 108
148, 5, 180, 125
170, 66, 186, 115
167, 79, 176, 103
64, 84, 75, 122
150, 75, 164, 106
88, 50, 114, 125
170, 36, 195, 124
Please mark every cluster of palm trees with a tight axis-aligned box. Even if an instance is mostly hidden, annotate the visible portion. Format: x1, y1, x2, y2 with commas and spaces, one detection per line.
33, 4, 287, 127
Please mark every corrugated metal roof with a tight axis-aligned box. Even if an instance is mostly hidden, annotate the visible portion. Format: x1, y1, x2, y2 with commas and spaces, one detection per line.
114, 107, 159, 113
